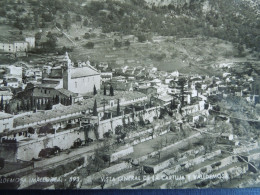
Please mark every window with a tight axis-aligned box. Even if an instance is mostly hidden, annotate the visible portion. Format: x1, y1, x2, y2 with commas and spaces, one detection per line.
75, 82, 77, 88
45, 90, 47, 94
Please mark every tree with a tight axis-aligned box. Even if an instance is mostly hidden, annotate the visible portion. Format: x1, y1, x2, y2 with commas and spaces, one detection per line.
114, 39, 122, 48
117, 99, 120, 116
93, 85, 97, 95
237, 43, 245, 57
75, 14, 82, 22
0, 95, 3, 110
17, 103, 20, 112
63, 13, 71, 30
110, 85, 114, 96
85, 42, 94, 49
103, 85, 107, 95
137, 34, 147, 43
45, 99, 53, 110
69, 95, 73, 105
45, 32, 57, 49
4, 103, 10, 113
20, 99, 25, 111
93, 99, 98, 116
30, 96, 34, 109
124, 40, 130, 47
55, 95, 60, 104
26, 100, 30, 111
83, 19, 88, 26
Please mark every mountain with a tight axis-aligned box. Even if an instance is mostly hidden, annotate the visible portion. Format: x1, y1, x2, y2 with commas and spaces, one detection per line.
0, 0, 259, 51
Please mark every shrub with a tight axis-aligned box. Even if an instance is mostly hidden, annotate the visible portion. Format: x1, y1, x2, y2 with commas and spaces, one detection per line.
84, 42, 94, 49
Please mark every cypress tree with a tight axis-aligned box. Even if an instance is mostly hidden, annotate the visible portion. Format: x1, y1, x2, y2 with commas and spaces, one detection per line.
37, 101, 41, 110
17, 103, 20, 112
30, 96, 34, 109
69, 95, 72, 105
110, 85, 114, 96
4, 103, 9, 113
21, 99, 25, 111
104, 85, 107, 95
93, 99, 98, 116
55, 95, 60, 104
117, 99, 120, 116
46, 99, 53, 110
93, 85, 97, 95
26, 100, 30, 111
0, 95, 3, 110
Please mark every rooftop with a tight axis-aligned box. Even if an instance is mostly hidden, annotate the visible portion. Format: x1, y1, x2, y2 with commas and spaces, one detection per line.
0, 35, 25, 43
13, 91, 147, 128
56, 88, 77, 97
71, 67, 100, 79
35, 83, 59, 89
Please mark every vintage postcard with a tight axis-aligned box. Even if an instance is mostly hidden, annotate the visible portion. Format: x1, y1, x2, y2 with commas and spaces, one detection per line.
0, 0, 259, 190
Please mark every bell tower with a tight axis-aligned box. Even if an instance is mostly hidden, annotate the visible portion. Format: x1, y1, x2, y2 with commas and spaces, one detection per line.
63, 52, 72, 90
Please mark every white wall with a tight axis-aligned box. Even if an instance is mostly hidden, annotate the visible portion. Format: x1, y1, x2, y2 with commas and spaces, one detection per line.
16, 129, 85, 161
0, 117, 13, 132
68, 75, 101, 94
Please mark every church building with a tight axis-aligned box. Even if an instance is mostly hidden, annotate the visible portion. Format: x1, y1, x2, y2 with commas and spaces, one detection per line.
62, 52, 101, 94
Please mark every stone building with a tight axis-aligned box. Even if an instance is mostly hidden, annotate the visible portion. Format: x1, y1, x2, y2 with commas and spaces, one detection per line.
0, 36, 35, 53
62, 53, 101, 94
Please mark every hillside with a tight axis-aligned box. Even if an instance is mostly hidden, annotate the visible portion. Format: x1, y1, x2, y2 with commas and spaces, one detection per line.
0, 0, 259, 73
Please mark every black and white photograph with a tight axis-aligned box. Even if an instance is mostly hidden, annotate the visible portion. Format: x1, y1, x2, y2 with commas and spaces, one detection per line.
0, 0, 260, 190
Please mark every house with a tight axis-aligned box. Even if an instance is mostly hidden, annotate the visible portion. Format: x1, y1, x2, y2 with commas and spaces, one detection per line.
17, 83, 78, 105
110, 82, 133, 91
7, 65, 22, 77
137, 86, 157, 96
101, 72, 113, 83
187, 111, 207, 124
170, 71, 179, 77
153, 94, 173, 106
5, 78, 19, 88
0, 36, 35, 53
150, 79, 162, 86
0, 112, 13, 133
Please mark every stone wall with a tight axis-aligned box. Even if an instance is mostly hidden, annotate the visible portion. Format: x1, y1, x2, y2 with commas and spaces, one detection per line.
16, 129, 84, 161
110, 146, 134, 162
98, 107, 159, 138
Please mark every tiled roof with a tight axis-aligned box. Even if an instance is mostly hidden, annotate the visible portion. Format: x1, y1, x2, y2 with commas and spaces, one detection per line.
56, 88, 77, 97
71, 67, 100, 79
35, 83, 59, 89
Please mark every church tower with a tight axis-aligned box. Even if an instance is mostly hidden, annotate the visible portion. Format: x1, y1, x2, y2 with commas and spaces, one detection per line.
62, 52, 72, 90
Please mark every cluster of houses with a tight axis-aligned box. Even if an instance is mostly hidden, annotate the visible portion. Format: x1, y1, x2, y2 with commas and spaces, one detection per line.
0, 51, 259, 162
